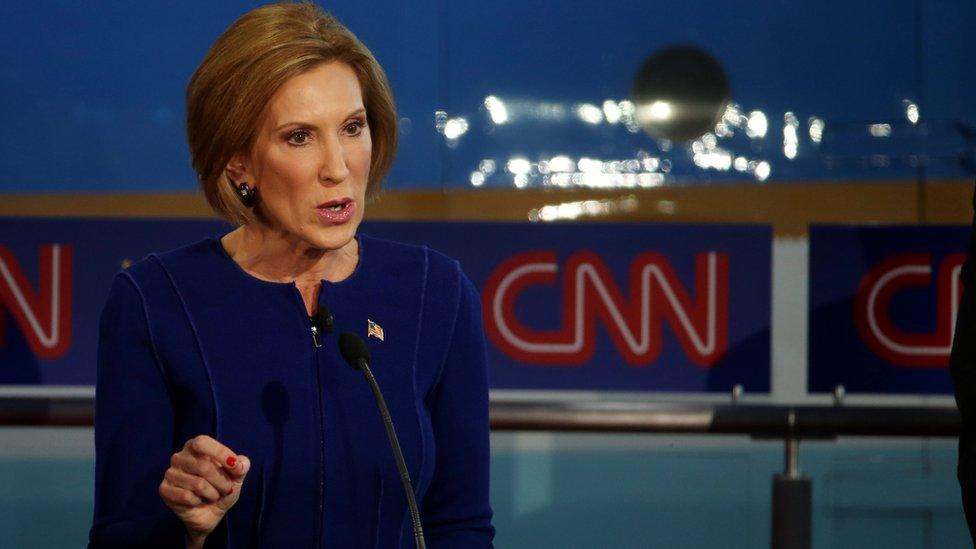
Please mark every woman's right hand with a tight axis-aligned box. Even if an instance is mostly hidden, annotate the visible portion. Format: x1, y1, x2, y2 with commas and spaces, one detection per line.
158, 435, 250, 547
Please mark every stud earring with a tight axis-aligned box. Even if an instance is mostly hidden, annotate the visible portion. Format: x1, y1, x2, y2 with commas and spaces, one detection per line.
236, 181, 258, 208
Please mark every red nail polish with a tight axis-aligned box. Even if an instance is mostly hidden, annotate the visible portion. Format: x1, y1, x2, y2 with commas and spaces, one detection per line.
226, 456, 237, 468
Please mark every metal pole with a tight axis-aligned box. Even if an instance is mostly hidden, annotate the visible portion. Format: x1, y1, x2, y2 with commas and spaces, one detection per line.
785, 437, 799, 478
772, 410, 811, 549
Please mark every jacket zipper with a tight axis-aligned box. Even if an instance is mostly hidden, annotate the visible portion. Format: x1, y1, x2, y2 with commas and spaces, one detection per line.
292, 286, 326, 547
311, 340, 325, 548
310, 324, 322, 347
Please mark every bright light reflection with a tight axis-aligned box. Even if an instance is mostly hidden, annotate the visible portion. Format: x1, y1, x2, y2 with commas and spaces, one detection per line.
636, 101, 672, 126
434, 110, 448, 132
702, 133, 717, 149
479, 159, 496, 174
549, 155, 574, 172
484, 96, 509, 124
869, 123, 891, 137
734, 156, 748, 172
576, 103, 603, 125
904, 100, 920, 124
618, 100, 640, 133
470, 171, 485, 186
639, 173, 665, 187
808, 117, 825, 143
723, 102, 744, 127
577, 157, 603, 172
746, 111, 768, 139
443, 117, 469, 139
529, 195, 640, 222
603, 100, 622, 124
509, 154, 670, 189
693, 150, 733, 171
507, 157, 532, 175
550, 173, 571, 186
754, 161, 771, 181
783, 112, 798, 160
650, 101, 672, 120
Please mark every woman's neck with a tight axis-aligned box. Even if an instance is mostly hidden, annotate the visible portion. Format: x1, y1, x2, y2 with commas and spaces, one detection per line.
221, 223, 359, 301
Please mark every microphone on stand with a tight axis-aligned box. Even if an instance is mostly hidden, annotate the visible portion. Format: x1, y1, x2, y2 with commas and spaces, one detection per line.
338, 332, 426, 549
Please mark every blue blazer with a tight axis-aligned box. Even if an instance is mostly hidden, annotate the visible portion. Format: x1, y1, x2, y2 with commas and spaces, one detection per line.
88, 234, 494, 548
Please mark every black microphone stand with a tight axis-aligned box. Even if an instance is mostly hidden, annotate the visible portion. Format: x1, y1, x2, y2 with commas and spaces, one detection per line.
339, 332, 426, 549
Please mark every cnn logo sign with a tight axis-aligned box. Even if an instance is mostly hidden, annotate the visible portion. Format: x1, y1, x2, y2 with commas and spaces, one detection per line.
482, 250, 729, 367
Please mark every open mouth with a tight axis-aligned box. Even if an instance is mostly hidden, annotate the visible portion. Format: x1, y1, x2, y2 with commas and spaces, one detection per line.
315, 198, 356, 224
318, 198, 351, 211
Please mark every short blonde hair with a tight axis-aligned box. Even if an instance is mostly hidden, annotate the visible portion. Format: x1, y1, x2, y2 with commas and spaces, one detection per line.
186, 1, 398, 225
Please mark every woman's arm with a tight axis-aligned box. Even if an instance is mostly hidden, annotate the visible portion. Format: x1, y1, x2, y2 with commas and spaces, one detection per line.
421, 268, 495, 547
88, 273, 186, 548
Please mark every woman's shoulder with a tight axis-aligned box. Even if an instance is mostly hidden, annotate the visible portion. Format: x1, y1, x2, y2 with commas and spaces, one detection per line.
360, 233, 465, 283
118, 237, 223, 289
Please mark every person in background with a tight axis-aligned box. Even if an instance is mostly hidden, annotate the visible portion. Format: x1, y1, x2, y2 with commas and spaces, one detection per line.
952, 184, 976, 544
88, 2, 494, 547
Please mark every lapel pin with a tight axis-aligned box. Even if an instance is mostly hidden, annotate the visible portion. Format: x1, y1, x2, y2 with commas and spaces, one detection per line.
367, 319, 385, 341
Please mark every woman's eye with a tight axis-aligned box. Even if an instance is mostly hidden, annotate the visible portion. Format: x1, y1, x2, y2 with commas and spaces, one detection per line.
287, 130, 311, 145
345, 120, 366, 136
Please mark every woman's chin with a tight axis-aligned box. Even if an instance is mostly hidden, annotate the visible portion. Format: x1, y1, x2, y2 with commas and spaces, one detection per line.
302, 225, 358, 252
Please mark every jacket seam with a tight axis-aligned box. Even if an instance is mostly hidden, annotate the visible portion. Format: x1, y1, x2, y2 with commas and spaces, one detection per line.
117, 271, 173, 390
375, 479, 385, 549
400, 246, 431, 548
148, 254, 229, 546
429, 261, 464, 398
148, 254, 223, 440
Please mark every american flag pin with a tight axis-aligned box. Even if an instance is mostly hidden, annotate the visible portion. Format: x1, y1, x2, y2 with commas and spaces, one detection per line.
367, 319, 385, 341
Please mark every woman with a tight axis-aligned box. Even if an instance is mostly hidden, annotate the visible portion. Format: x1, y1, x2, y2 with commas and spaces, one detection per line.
88, 3, 494, 547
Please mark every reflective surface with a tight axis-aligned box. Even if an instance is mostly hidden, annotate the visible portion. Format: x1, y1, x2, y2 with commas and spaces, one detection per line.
632, 45, 730, 142
1, 1, 975, 192
0, 428, 966, 548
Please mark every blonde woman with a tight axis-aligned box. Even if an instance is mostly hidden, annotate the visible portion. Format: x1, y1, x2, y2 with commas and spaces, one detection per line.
88, 3, 494, 547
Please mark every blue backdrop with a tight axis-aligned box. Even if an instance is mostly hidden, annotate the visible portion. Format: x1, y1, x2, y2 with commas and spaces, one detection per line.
0, 217, 771, 392
1, 1, 974, 192
808, 225, 968, 394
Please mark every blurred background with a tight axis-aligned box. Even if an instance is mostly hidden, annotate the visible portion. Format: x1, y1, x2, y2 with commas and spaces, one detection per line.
0, 1, 973, 547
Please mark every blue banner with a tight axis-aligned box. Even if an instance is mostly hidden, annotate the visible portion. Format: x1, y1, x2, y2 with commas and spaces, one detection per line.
808, 225, 968, 395
0, 217, 230, 385
0, 218, 771, 392
365, 221, 771, 392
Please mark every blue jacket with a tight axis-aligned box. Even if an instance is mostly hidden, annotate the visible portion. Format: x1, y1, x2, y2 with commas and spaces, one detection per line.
89, 234, 494, 548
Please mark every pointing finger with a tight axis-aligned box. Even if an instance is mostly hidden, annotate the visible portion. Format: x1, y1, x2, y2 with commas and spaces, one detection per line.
236, 455, 251, 478
186, 435, 241, 474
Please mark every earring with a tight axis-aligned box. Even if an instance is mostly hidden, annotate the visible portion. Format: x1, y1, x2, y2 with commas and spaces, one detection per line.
236, 181, 258, 208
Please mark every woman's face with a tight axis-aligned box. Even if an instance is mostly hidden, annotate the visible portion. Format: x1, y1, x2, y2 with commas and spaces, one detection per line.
231, 61, 372, 252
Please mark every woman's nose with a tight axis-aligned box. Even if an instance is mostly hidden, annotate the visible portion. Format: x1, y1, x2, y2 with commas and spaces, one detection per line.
318, 136, 350, 184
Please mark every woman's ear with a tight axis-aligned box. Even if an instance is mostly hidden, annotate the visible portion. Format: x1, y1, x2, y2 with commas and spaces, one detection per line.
225, 154, 252, 185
